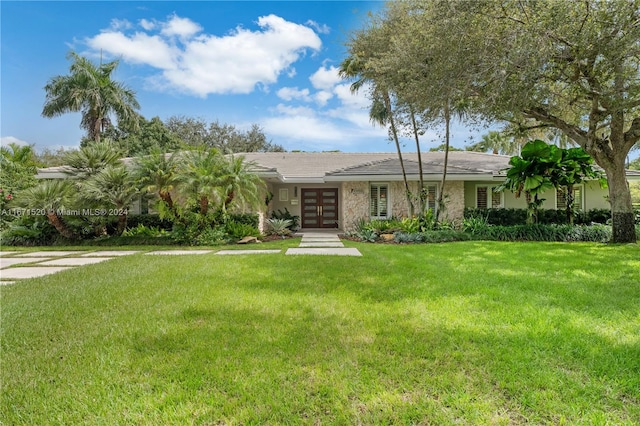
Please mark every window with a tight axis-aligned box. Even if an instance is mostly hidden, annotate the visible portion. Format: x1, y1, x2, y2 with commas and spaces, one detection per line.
476, 185, 503, 209
370, 184, 388, 219
424, 184, 438, 211
556, 186, 583, 210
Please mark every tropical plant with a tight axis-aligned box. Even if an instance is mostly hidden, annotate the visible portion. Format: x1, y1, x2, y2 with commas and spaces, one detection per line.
266, 218, 293, 237
339, 52, 414, 216
217, 155, 265, 213
552, 147, 605, 224
133, 150, 180, 213
16, 180, 76, 239
178, 149, 224, 216
63, 142, 123, 178
357, 0, 640, 242
81, 165, 139, 236
270, 208, 299, 230
498, 140, 558, 223
42, 52, 140, 143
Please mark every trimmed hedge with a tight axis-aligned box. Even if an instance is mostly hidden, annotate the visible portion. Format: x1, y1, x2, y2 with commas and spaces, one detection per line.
463, 208, 622, 225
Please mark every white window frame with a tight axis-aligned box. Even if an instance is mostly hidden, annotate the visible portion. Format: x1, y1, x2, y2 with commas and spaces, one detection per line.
370, 183, 390, 219
423, 183, 439, 212
556, 184, 584, 210
475, 184, 504, 209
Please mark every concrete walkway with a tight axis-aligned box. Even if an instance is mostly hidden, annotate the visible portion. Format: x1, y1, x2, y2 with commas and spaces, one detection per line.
286, 231, 362, 256
0, 250, 141, 284
1, 234, 362, 284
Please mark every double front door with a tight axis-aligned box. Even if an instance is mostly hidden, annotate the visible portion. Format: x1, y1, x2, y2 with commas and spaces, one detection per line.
301, 188, 338, 228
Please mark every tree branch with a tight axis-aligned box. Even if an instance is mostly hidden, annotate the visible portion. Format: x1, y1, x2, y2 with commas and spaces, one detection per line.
624, 116, 640, 146
523, 107, 588, 146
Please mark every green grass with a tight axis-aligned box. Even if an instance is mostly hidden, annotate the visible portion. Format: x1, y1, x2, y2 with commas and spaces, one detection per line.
2, 241, 639, 424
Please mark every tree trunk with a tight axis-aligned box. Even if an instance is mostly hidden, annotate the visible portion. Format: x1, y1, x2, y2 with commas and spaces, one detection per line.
383, 92, 414, 216
199, 196, 209, 215
159, 191, 173, 209
566, 185, 574, 225
46, 212, 76, 239
410, 108, 425, 214
605, 162, 637, 243
435, 103, 450, 224
116, 212, 128, 236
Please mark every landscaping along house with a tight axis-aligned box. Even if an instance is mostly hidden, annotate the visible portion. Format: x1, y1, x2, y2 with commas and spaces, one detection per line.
239, 151, 640, 231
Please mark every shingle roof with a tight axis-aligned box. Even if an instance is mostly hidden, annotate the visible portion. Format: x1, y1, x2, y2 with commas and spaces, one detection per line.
238, 151, 512, 181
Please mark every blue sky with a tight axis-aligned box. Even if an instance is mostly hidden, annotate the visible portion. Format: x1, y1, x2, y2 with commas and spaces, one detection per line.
1, 1, 485, 153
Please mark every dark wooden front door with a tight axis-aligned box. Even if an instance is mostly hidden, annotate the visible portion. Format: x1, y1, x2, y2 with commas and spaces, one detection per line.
301, 188, 338, 228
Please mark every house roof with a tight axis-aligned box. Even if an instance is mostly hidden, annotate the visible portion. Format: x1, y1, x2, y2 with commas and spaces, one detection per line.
36, 150, 640, 183
239, 151, 512, 183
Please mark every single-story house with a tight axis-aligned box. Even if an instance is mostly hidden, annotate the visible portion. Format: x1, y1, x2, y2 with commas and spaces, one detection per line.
36, 151, 640, 231
238, 151, 640, 231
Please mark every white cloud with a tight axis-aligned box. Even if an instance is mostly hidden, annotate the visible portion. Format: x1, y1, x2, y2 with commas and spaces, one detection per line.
160, 14, 202, 38
109, 18, 133, 31
139, 19, 155, 31
333, 83, 371, 108
276, 87, 312, 102
85, 14, 322, 97
262, 115, 347, 144
305, 20, 330, 34
274, 103, 316, 117
309, 65, 341, 90
87, 31, 178, 69
314, 90, 334, 106
0, 136, 29, 147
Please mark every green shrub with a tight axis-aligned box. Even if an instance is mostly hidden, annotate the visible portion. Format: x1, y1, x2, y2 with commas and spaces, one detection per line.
394, 232, 424, 243
225, 221, 260, 240
270, 208, 299, 230
421, 230, 472, 243
122, 224, 167, 237
463, 208, 628, 226
266, 218, 292, 236
126, 214, 173, 231
462, 215, 490, 234
0, 216, 57, 246
355, 229, 378, 242
228, 213, 259, 228
195, 226, 228, 246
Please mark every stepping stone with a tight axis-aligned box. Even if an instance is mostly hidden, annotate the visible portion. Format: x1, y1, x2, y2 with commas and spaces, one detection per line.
216, 250, 281, 255
36, 257, 113, 266
0, 251, 18, 257
145, 250, 213, 255
286, 248, 362, 257
81, 250, 140, 257
0, 281, 16, 285
16, 251, 85, 257
1, 258, 52, 269
299, 242, 345, 248
301, 238, 341, 242
0, 266, 73, 279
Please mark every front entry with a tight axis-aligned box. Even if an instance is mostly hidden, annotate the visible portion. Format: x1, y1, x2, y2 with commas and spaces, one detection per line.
301, 188, 338, 228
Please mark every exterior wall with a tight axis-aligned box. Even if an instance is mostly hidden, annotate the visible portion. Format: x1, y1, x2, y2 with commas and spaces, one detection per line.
341, 181, 370, 231
582, 181, 609, 210
442, 181, 465, 222
340, 179, 467, 231
464, 180, 610, 211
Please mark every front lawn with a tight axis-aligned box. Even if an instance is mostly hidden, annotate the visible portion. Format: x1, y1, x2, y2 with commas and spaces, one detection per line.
2, 242, 639, 424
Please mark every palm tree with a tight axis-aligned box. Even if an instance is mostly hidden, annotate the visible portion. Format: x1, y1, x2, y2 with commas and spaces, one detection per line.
0, 143, 39, 169
178, 149, 224, 215
81, 165, 139, 235
17, 180, 76, 239
64, 142, 123, 178
42, 51, 140, 143
339, 55, 414, 216
133, 150, 180, 211
217, 155, 265, 213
